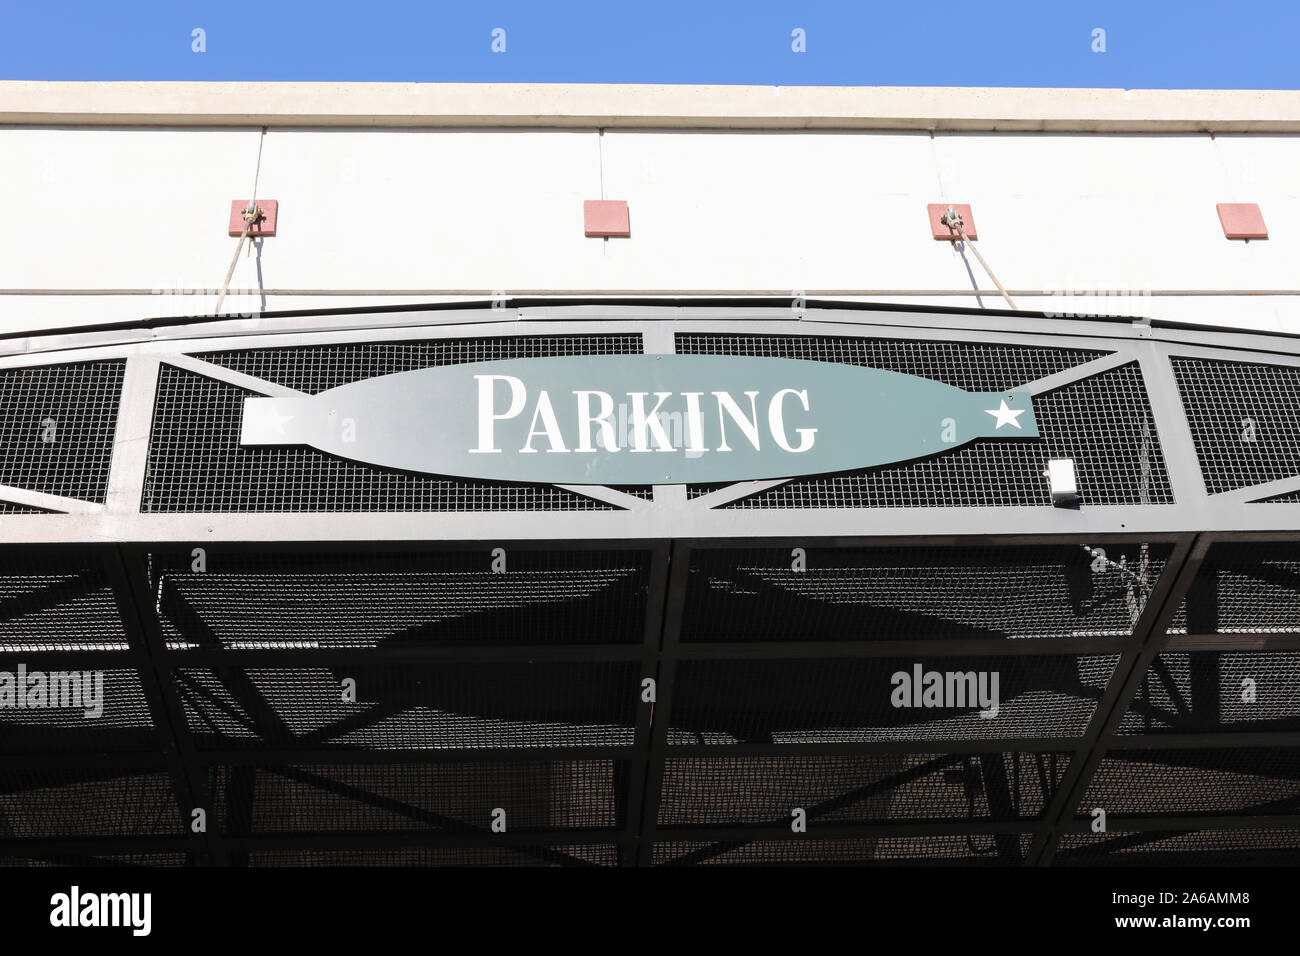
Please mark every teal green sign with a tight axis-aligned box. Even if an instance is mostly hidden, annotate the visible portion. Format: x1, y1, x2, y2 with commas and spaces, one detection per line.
240, 355, 1038, 485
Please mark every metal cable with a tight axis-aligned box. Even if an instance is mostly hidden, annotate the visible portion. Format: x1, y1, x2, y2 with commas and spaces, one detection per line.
941, 205, 1018, 310
214, 127, 267, 316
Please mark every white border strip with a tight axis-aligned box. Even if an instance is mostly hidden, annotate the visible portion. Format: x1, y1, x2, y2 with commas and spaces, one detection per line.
2, 82, 1298, 132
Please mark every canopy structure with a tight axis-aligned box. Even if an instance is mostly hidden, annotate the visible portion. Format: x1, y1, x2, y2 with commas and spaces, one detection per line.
2, 299, 1299, 866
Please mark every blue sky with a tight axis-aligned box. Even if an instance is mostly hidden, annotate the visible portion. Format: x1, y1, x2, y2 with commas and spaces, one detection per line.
0, 0, 1295, 88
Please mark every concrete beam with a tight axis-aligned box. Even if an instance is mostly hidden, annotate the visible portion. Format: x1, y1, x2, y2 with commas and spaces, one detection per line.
1, 81, 1299, 131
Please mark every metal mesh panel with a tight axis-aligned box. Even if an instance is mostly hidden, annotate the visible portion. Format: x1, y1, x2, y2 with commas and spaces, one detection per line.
196, 334, 644, 394
1167, 542, 1300, 636
721, 364, 1170, 508
0, 550, 128, 652
674, 333, 1107, 392
0, 360, 125, 503
667, 658, 1117, 743
204, 761, 622, 833
175, 663, 639, 750
1118, 652, 1300, 734
684, 482, 732, 501
675, 334, 1167, 508
150, 549, 650, 649
0, 502, 56, 514
248, 845, 619, 866
1257, 489, 1300, 503
683, 545, 1169, 642
652, 834, 1037, 865
1055, 827, 1300, 865
144, 365, 624, 512
1171, 356, 1300, 494
657, 753, 1070, 826
1077, 748, 1300, 817
0, 852, 191, 867
611, 485, 655, 500
0, 768, 182, 838
0, 669, 156, 753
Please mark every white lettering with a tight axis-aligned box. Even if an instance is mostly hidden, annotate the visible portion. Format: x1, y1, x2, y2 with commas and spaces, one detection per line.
681, 392, 707, 454
574, 390, 619, 453
520, 390, 568, 453
768, 388, 817, 453
714, 390, 762, 452
471, 374, 527, 454
50, 886, 151, 936
628, 391, 675, 453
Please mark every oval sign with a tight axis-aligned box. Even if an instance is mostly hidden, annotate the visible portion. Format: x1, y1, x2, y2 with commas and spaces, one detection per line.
240, 354, 1038, 485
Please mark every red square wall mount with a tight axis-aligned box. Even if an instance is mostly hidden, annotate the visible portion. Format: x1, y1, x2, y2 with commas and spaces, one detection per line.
927, 203, 977, 240
228, 199, 278, 237
584, 200, 630, 238
1216, 203, 1268, 240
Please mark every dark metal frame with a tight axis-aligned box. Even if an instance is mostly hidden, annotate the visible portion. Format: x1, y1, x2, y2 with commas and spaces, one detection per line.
4, 301, 1300, 866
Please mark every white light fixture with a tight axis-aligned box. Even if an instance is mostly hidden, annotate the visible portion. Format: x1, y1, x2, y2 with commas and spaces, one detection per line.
1044, 458, 1080, 506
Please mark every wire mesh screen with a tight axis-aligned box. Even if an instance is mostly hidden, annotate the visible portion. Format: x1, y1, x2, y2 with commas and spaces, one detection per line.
730, 365, 1169, 508
145, 364, 629, 513
675, 337, 1169, 508
0, 852, 192, 867
0, 767, 182, 839
656, 752, 1071, 825
0, 360, 125, 504
673, 333, 1107, 391
1054, 827, 1300, 865
1077, 748, 1300, 817
0, 502, 56, 514
0, 669, 156, 753
1256, 489, 1300, 503
149, 548, 651, 649
1118, 651, 1300, 734
203, 761, 624, 833
683, 545, 1170, 642
0, 550, 128, 652
196, 333, 644, 394
666, 658, 1117, 743
174, 662, 640, 750
652, 834, 1037, 865
1171, 356, 1300, 494
1167, 541, 1300, 636
247, 845, 620, 866
13, 311, 1300, 867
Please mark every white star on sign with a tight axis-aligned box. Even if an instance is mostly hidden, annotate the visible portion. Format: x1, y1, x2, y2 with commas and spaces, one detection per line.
268, 412, 294, 435
984, 399, 1027, 430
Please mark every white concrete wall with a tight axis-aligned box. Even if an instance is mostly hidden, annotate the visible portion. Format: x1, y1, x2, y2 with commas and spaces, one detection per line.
1, 87, 1298, 336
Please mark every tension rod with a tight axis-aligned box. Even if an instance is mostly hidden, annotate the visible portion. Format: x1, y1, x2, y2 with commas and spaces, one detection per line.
941, 205, 1018, 311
